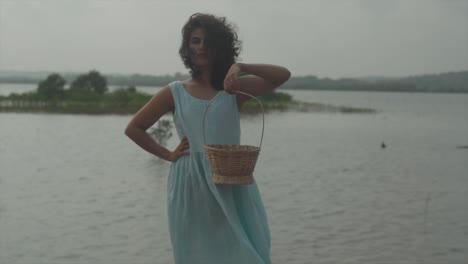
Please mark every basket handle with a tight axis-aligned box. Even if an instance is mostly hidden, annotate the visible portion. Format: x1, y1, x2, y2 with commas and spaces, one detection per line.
203, 90, 265, 149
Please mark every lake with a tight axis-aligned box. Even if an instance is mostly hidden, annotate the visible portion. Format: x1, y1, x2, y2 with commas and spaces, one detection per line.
1, 84, 468, 264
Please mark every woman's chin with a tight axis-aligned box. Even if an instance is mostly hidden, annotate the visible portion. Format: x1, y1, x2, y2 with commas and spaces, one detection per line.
193, 61, 212, 68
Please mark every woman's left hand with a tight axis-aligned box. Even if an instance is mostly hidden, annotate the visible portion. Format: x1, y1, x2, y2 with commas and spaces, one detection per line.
223, 63, 242, 94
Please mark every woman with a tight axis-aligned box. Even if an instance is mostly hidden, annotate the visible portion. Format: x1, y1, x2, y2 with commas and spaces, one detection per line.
125, 13, 290, 264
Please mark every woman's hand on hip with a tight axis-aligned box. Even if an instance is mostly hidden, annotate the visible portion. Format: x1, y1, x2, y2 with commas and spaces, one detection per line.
167, 137, 190, 162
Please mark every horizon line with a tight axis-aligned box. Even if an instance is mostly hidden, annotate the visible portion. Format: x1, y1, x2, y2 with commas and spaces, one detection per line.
0, 68, 467, 80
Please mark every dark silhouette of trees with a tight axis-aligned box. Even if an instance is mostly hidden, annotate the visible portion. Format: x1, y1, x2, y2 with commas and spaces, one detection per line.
37, 73, 66, 99
70, 70, 108, 94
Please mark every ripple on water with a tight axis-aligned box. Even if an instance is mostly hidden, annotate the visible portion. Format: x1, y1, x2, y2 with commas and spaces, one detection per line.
52, 253, 83, 261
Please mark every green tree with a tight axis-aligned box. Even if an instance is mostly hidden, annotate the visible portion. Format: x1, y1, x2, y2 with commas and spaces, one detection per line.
37, 73, 66, 99
70, 70, 108, 94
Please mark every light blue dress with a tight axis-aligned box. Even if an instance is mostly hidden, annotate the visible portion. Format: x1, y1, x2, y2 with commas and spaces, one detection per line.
167, 81, 271, 264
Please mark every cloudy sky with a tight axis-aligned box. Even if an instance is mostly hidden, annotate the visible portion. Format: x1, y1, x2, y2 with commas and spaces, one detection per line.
0, 0, 467, 78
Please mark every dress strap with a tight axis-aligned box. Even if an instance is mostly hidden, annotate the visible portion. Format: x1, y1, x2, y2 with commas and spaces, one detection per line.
168, 81, 184, 110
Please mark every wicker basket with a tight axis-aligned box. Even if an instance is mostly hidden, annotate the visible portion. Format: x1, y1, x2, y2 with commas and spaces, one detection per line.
203, 91, 264, 185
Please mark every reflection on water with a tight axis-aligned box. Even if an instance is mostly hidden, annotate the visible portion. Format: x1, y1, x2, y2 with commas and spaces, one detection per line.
1, 89, 468, 264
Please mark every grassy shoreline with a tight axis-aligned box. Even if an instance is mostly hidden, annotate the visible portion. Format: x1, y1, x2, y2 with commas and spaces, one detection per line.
0, 85, 377, 115
0, 99, 377, 115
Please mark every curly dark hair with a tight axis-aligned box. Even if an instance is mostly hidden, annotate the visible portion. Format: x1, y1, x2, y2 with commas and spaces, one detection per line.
179, 13, 242, 91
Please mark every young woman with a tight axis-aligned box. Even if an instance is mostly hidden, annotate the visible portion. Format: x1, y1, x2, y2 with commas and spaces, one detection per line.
125, 13, 290, 264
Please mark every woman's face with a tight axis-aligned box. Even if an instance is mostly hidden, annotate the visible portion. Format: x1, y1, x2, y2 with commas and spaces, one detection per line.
189, 28, 213, 67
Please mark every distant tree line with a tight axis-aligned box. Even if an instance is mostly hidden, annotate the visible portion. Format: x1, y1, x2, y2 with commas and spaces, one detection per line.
0, 71, 190, 87
36, 70, 108, 100
0, 70, 152, 112
396, 71, 468, 92
0, 70, 297, 114
1, 70, 467, 93
281, 71, 468, 92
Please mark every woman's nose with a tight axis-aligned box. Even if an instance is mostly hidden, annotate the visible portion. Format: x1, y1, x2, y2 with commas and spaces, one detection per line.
200, 38, 208, 50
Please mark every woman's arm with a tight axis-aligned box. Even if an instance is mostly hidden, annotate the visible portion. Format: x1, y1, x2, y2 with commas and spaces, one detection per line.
124, 86, 189, 162
223, 63, 291, 106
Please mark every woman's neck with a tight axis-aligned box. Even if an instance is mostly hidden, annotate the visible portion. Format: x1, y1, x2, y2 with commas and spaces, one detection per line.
193, 68, 212, 87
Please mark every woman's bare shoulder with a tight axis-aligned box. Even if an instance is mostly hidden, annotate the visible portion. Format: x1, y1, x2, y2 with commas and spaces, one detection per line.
141, 84, 175, 113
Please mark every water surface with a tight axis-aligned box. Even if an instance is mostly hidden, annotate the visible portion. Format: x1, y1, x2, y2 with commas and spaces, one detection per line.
1, 87, 467, 264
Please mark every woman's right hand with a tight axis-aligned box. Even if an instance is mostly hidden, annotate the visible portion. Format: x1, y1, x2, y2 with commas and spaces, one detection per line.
223, 63, 242, 94
167, 137, 190, 162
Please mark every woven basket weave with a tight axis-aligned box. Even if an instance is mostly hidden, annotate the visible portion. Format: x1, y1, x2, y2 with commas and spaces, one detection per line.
203, 91, 264, 185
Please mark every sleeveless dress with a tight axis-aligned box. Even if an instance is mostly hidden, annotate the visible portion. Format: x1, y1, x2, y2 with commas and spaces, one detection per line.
167, 81, 271, 264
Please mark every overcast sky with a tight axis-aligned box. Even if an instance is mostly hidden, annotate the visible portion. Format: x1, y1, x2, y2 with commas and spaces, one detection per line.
1, 0, 467, 78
